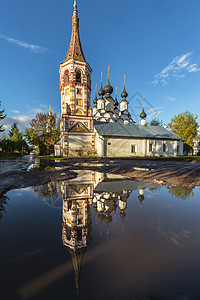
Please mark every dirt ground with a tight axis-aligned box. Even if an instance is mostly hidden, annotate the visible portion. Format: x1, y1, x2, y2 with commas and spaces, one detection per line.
1, 156, 200, 196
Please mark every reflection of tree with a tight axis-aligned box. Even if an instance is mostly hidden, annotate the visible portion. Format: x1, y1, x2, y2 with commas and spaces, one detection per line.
149, 186, 161, 193
167, 186, 194, 200
0, 194, 9, 221
33, 181, 61, 200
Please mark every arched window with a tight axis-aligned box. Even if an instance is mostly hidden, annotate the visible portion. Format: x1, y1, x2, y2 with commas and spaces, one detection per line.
64, 70, 69, 84
76, 70, 81, 83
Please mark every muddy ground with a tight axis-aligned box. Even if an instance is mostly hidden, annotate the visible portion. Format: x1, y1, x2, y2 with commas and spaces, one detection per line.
1, 156, 200, 196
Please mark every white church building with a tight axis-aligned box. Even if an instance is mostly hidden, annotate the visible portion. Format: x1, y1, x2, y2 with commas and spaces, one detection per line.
55, 1, 183, 157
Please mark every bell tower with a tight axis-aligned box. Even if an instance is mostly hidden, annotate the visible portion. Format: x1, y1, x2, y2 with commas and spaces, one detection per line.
59, 0, 95, 156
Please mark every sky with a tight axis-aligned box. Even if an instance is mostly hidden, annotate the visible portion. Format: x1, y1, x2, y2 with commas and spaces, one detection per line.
0, 0, 200, 134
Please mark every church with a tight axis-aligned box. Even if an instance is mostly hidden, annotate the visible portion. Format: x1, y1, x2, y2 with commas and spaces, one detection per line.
55, 0, 183, 157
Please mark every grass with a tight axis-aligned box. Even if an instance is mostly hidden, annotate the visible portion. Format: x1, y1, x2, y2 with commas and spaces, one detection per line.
40, 155, 200, 162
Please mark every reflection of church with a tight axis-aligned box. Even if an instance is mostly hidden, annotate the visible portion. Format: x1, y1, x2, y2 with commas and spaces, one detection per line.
61, 170, 159, 292
55, 0, 183, 157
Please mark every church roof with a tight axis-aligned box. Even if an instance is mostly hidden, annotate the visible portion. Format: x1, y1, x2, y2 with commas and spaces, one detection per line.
94, 121, 182, 140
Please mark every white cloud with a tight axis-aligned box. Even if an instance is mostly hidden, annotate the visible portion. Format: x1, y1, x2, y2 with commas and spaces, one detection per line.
0, 103, 59, 137
0, 115, 32, 136
30, 108, 48, 114
146, 107, 163, 121
0, 34, 50, 54
39, 104, 49, 109
152, 52, 200, 85
164, 95, 176, 102
11, 110, 20, 114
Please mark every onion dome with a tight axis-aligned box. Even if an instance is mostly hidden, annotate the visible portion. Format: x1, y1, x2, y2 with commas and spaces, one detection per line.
121, 85, 128, 99
114, 87, 119, 108
98, 82, 105, 97
104, 78, 113, 95
140, 108, 146, 119
104, 65, 113, 95
140, 98, 147, 119
93, 96, 97, 105
138, 195, 145, 202
93, 84, 98, 105
98, 73, 105, 97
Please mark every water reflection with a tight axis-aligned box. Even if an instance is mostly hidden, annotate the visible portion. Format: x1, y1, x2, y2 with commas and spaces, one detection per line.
1, 165, 200, 299
52, 171, 160, 293
167, 186, 194, 200
29, 169, 199, 295
0, 194, 9, 222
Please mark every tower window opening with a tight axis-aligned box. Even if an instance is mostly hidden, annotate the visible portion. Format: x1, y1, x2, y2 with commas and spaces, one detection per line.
64, 70, 69, 84
149, 143, 153, 152
77, 228, 82, 241
68, 200, 72, 211
163, 143, 166, 152
66, 228, 71, 241
76, 70, 82, 83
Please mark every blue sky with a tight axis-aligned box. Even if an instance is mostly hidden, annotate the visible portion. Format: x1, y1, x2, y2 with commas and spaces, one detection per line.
0, 0, 200, 134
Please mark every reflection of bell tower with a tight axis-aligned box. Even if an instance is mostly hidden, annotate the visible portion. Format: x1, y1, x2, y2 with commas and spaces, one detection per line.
59, 0, 95, 157
61, 179, 93, 292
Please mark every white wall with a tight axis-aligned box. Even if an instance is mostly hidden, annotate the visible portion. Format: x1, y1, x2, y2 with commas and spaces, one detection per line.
61, 132, 96, 157
95, 136, 183, 157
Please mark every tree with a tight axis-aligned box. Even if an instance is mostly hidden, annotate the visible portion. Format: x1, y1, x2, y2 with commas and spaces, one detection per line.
167, 186, 194, 200
167, 111, 199, 152
30, 113, 47, 134
9, 122, 20, 138
25, 112, 60, 155
0, 123, 29, 153
148, 118, 163, 126
0, 194, 9, 222
0, 101, 6, 133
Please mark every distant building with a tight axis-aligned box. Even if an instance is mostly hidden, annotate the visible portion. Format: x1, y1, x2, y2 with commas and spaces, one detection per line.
56, 0, 183, 157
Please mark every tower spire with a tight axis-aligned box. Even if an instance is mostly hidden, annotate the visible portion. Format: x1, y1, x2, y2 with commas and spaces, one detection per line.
64, 0, 85, 62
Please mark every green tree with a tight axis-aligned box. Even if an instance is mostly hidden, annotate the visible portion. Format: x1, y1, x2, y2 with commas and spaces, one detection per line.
0, 123, 29, 154
148, 117, 163, 126
0, 101, 6, 133
25, 112, 60, 155
167, 111, 199, 152
9, 122, 20, 138
167, 186, 194, 200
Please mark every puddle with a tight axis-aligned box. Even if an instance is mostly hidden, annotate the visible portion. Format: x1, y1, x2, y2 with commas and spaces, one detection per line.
0, 170, 200, 299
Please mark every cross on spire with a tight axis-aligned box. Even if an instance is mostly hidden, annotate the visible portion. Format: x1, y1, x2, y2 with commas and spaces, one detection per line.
74, 0, 77, 10
142, 97, 145, 108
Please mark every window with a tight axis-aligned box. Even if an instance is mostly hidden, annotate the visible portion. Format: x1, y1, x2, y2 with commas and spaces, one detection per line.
108, 142, 111, 146
177, 145, 179, 153
163, 143, 166, 152
77, 228, 82, 241
67, 228, 71, 241
77, 88, 82, 95
131, 145, 136, 153
149, 143, 153, 152
68, 200, 72, 211
64, 70, 69, 84
76, 70, 81, 83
